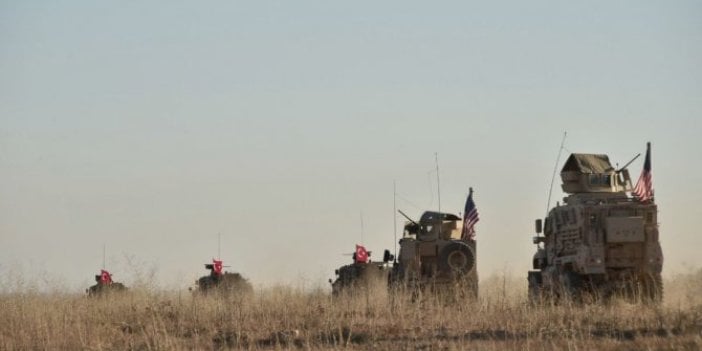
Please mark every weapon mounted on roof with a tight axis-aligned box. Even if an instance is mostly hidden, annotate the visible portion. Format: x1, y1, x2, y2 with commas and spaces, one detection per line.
616, 153, 641, 173
398, 209, 422, 235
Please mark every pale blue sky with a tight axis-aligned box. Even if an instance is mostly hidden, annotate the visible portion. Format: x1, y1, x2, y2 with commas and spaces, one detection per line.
1, 1, 700, 291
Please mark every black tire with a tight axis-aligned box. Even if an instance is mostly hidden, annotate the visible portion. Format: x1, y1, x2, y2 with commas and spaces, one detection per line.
437, 242, 475, 276
527, 271, 544, 304
560, 270, 583, 302
457, 277, 479, 300
640, 273, 663, 304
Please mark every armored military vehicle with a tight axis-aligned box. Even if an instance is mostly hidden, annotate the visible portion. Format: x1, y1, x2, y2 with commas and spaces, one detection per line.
528, 145, 662, 302
195, 259, 253, 295
86, 269, 127, 297
388, 210, 478, 298
329, 246, 394, 296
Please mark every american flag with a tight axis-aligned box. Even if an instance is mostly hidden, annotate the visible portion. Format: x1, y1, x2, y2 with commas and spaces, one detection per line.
461, 188, 479, 240
633, 142, 654, 203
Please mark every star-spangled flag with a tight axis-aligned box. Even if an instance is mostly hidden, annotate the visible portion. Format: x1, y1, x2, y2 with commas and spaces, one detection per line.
355, 245, 369, 264
461, 188, 479, 241
633, 142, 654, 203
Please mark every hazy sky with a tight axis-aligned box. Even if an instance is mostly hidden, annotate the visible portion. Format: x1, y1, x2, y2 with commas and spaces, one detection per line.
1, 1, 700, 291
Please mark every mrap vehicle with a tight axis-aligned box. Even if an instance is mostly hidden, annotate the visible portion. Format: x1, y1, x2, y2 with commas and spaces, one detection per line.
529, 148, 662, 302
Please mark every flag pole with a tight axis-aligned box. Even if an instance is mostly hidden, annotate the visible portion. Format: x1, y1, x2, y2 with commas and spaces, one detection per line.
102, 244, 106, 270
217, 233, 221, 261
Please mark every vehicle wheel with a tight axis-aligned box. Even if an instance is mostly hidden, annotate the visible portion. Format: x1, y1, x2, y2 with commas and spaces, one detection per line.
560, 270, 583, 302
527, 271, 544, 304
640, 273, 663, 304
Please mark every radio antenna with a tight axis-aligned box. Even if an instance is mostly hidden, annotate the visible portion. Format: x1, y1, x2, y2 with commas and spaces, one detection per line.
393, 180, 397, 259
360, 211, 365, 245
102, 244, 106, 270
435, 152, 443, 237
435, 152, 441, 214
546, 132, 567, 217
217, 233, 221, 260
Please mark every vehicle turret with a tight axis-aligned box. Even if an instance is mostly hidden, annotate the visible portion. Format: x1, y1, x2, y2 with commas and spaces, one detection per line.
560, 154, 633, 194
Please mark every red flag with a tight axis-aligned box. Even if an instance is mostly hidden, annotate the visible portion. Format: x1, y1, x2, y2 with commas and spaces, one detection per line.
355, 245, 369, 264
100, 270, 112, 284
212, 259, 223, 276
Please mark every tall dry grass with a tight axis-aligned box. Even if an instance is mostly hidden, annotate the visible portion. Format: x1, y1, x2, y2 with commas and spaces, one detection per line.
1, 271, 701, 350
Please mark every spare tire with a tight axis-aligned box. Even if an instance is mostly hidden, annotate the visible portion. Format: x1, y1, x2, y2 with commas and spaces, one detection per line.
438, 242, 475, 275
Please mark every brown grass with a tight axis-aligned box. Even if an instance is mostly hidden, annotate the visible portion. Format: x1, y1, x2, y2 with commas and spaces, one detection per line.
1, 271, 701, 350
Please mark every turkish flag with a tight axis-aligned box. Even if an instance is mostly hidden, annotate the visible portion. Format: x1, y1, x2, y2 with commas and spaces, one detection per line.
100, 270, 112, 284
355, 245, 369, 264
213, 259, 223, 275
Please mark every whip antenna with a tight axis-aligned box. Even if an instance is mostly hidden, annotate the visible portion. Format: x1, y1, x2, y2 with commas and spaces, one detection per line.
435, 152, 442, 237
217, 233, 221, 260
360, 211, 364, 245
393, 180, 397, 260
546, 132, 567, 217
435, 152, 441, 214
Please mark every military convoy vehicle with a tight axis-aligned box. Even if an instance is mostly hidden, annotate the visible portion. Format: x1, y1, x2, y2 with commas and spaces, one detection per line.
329, 247, 394, 296
528, 149, 662, 302
87, 269, 127, 297
389, 210, 478, 298
195, 259, 253, 295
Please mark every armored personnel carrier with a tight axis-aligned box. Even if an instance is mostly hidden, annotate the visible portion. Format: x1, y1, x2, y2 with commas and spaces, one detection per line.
195, 259, 253, 295
86, 269, 127, 297
389, 210, 478, 298
528, 145, 662, 302
329, 245, 394, 296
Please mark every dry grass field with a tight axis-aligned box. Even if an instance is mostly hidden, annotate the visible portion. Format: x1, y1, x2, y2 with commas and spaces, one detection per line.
1, 270, 701, 350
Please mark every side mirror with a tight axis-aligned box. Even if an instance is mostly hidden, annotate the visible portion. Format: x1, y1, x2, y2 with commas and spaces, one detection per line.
535, 219, 543, 234
334, 269, 339, 275
383, 249, 394, 263
328, 279, 333, 284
